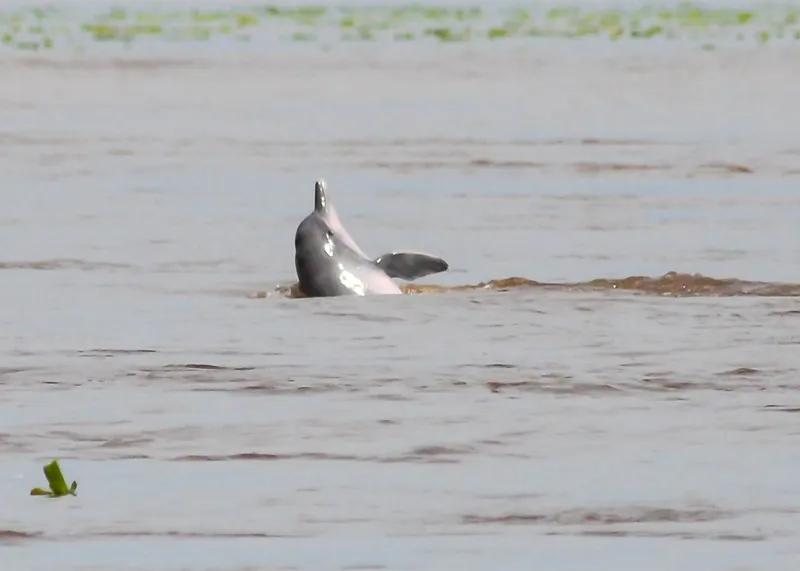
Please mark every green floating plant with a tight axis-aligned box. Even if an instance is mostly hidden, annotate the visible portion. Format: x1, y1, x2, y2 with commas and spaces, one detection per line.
30, 459, 77, 498
3, 2, 800, 48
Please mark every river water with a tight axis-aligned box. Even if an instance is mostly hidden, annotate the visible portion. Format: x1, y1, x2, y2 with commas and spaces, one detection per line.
2, 1, 800, 570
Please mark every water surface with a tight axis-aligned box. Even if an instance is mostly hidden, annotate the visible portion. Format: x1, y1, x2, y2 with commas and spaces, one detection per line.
2, 1, 800, 570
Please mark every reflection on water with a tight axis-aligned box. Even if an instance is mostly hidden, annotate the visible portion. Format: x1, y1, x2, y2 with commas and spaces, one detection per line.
3, 1, 800, 570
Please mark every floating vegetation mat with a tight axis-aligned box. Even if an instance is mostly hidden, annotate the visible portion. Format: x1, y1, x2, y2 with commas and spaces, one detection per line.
1, 3, 800, 52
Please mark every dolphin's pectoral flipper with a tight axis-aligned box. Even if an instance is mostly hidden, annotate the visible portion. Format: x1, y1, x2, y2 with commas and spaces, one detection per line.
373, 252, 449, 281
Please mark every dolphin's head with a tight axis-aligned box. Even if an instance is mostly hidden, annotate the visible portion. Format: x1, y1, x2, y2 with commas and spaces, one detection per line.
295, 200, 334, 264
308, 179, 370, 260
294, 180, 354, 296
295, 179, 334, 260
294, 205, 340, 296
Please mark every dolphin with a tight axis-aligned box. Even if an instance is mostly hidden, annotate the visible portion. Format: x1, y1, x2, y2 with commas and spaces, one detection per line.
294, 179, 449, 298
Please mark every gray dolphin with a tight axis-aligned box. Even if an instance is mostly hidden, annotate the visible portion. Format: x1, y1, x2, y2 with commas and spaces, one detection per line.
294, 179, 449, 297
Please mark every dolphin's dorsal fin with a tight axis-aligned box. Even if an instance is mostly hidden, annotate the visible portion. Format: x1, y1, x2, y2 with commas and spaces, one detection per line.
373, 252, 449, 281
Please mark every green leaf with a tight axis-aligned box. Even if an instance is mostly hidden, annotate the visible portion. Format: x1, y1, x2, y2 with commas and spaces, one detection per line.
43, 460, 69, 496
33, 459, 77, 498
631, 25, 663, 38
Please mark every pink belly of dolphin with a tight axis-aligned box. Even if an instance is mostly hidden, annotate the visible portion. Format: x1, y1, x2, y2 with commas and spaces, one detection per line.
325, 206, 403, 295
325, 205, 370, 259
364, 270, 403, 294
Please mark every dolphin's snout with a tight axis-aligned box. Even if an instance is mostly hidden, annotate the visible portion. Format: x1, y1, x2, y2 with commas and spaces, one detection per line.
314, 179, 328, 213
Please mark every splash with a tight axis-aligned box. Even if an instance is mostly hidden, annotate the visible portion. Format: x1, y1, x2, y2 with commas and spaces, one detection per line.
407, 272, 800, 297
262, 271, 800, 299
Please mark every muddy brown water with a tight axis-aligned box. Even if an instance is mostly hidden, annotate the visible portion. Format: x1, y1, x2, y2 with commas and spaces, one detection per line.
2, 6, 800, 570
